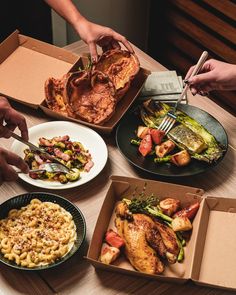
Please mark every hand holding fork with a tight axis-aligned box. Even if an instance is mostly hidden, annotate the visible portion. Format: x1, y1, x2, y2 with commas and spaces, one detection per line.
158, 51, 209, 134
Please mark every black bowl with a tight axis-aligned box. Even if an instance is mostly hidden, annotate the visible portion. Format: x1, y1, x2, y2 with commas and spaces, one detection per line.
0, 192, 86, 270
116, 103, 228, 177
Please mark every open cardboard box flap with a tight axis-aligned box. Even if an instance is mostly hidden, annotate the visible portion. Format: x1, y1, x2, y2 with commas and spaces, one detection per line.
87, 175, 236, 291
0, 31, 150, 134
0, 30, 79, 108
191, 196, 236, 291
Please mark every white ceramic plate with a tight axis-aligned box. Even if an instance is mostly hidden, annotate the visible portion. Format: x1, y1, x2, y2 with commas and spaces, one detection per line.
11, 121, 108, 189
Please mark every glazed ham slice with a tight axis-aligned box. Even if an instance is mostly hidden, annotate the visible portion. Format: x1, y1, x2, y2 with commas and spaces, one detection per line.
93, 49, 140, 100
65, 71, 116, 124
45, 49, 140, 124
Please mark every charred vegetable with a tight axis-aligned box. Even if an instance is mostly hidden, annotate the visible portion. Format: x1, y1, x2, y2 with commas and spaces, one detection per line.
155, 140, 175, 158
66, 168, 80, 182
123, 197, 173, 223
173, 202, 200, 220
159, 198, 180, 216
141, 100, 225, 163
171, 150, 191, 167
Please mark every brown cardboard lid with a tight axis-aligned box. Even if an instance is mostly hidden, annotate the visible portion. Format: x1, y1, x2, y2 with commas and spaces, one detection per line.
192, 196, 236, 291
0, 31, 79, 108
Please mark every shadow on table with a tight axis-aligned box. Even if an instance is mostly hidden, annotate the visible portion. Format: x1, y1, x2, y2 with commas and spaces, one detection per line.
131, 147, 235, 195
94, 272, 236, 295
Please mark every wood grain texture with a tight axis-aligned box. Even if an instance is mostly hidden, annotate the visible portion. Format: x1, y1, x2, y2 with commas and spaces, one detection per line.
202, 0, 236, 21
0, 40, 235, 295
148, 0, 236, 113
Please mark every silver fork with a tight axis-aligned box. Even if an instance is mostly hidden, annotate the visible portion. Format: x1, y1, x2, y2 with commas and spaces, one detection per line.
158, 51, 209, 134
11, 132, 70, 173
28, 163, 70, 174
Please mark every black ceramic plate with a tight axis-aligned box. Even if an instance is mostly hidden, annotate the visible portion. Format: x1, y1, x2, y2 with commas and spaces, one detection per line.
116, 103, 228, 177
0, 192, 86, 270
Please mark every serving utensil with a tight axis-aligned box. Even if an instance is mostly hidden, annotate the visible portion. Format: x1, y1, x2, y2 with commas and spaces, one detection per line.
158, 51, 209, 134
11, 132, 70, 173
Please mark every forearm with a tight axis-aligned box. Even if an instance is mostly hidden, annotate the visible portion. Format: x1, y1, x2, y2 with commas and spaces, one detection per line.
44, 0, 85, 31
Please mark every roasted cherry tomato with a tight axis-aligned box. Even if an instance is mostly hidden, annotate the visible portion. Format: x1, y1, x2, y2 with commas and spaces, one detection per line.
138, 134, 152, 157
150, 129, 165, 145
105, 229, 125, 248
173, 202, 200, 220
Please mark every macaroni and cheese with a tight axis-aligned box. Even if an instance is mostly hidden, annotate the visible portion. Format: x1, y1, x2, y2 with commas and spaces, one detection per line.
0, 199, 77, 268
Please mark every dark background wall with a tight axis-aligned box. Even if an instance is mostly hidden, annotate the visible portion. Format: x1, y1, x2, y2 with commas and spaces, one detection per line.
147, 0, 236, 114
0, 1, 52, 43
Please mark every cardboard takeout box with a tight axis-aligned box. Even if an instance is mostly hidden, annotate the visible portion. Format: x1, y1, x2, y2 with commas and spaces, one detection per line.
0, 31, 149, 134
87, 175, 236, 291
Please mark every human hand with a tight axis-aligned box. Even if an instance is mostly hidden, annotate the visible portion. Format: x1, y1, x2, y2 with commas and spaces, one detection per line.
0, 96, 28, 140
75, 18, 134, 62
0, 148, 29, 182
185, 59, 236, 95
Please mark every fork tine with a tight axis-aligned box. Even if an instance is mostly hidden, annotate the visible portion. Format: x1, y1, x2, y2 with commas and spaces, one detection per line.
158, 117, 169, 131
49, 163, 69, 173
158, 116, 173, 132
163, 117, 175, 133
165, 119, 176, 134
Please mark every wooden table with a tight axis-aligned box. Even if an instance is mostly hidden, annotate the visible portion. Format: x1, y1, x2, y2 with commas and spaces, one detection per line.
0, 40, 235, 295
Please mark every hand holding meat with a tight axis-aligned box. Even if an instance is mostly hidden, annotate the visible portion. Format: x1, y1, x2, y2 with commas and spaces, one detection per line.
74, 18, 133, 62
44, 0, 133, 62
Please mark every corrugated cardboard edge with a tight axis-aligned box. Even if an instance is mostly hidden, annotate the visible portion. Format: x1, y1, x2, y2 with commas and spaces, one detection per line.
0, 30, 19, 64
18, 33, 78, 63
87, 258, 188, 284
86, 175, 204, 283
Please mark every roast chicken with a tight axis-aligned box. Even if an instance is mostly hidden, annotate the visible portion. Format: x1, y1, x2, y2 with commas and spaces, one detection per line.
115, 201, 179, 274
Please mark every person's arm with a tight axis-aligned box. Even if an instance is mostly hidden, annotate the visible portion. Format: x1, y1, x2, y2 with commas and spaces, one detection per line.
44, 0, 133, 61
185, 59, 236, 95
0, 96, 29, 182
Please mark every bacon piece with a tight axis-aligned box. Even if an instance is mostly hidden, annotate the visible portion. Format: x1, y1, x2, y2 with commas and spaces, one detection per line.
39, 137, 54, 147
52, 135, 70, 142
34, 154, 44, 165
84, 160, 94, 172
54, 148, 70, 161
